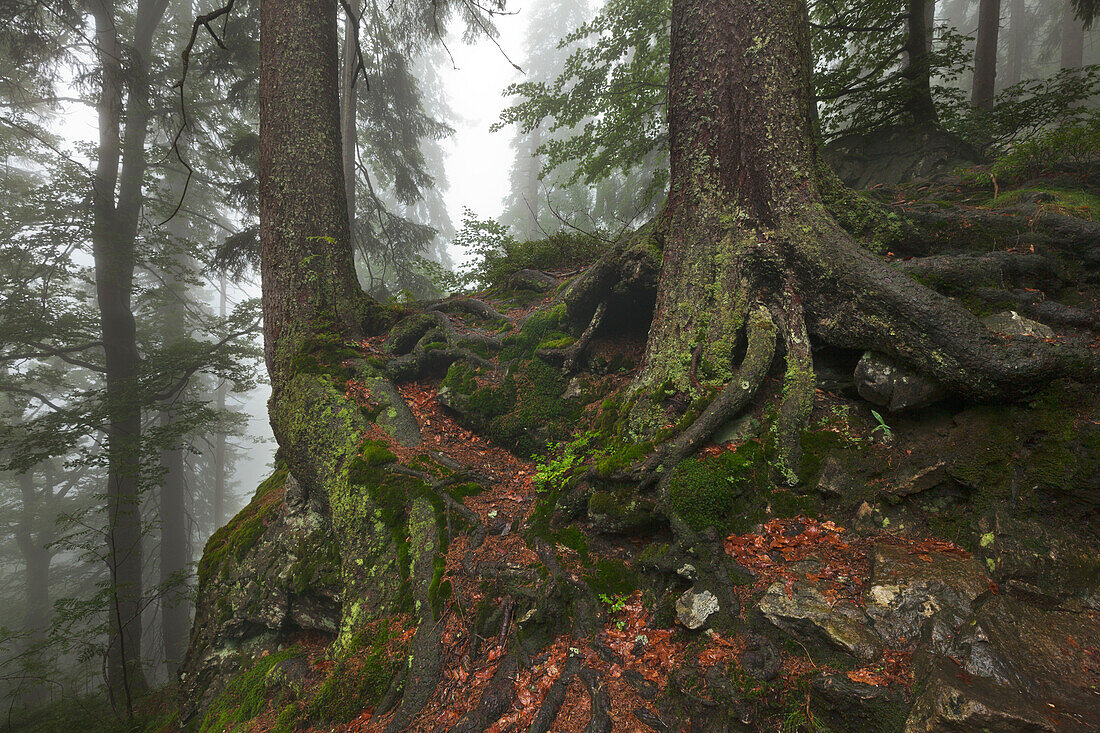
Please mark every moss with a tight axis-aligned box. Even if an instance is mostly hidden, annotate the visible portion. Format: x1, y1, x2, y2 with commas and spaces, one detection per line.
198, 647, 303, 733
197, 465, 289, 586
667, 442, 768, 531
584, 558, 640, 597
303, 620, 407, 725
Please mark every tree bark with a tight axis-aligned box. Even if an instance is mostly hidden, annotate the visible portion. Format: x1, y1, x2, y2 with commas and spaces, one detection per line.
341, 0, 359, 235
213, 275, 228, 530
89, 0, 170, 704
14, 469, 51, 706
972, 0, 1001, 108
904, 0, 939, 124
1061, 0, 1085, 69
260, 0, 371, 388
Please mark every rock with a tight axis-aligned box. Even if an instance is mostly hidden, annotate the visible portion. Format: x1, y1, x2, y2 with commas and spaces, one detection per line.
814, 456, 849, 497
904, 661, 1054, 733
587, 491, 659, 535
974, 512, 1100, 604
855, 352, 945, 412
863, 544, 988, 646
758, 580, 883, 660
676, 588, 720, 630
811, 672, 909, 733
712, 413, 760, 445
883, 460, 951, 501
981, 311, 1055, 339
506, 268, 558, 292
824, 123, 982, 189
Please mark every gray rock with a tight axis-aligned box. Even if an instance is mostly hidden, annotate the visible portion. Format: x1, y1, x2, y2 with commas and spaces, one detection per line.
507, 268, 558, 292
824, 123, 982, 189
904, 662, 1054, 733
758, 580, 883, 660
855, 352, 945, 412
811, 672, 909, 733
864, 543, 988, 646
676, 588, 720, 630
981, 310, 1055, 339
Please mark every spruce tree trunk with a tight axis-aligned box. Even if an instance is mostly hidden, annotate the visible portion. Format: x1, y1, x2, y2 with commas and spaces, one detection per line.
259, 0, 367, 388
213, 276, 228, 529
972, 0, 1001, 108
158, 408, 189, 677
904, 0, 939, 124
15, 469, 50, 706
1061, 0, 1085, 69
341, 0, 359, 236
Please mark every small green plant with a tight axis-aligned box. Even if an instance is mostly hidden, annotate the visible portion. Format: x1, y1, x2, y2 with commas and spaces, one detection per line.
533, 430, 601, 491
870, 410, 893, 441
598, 593, 629, 629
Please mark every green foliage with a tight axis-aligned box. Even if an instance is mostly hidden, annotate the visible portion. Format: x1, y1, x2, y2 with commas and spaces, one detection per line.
990, 113, 1100, 184
869, 410, 893, 441
455, 209, 606, 288
535, 430, 601, 491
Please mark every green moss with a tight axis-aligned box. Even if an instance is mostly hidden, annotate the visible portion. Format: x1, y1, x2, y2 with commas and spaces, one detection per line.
198, 647, 303, 733
303, 621, 407, 725
584, 558, 640, 597
667, 442, 768, 531
197, 465, 289, 586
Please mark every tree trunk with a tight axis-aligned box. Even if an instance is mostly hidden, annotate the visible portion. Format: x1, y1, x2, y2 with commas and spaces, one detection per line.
15, 469, 51, 707
1007, 0, 1027, 86
621, 0, 1098, 478
260, 0, 370, 388
1061, 0, 1084, 69
158, 409, 189, 678
972, 0, 1001, 108
341, 0, 359, 235
213, 275, 228, 529
904, 0, 939, 124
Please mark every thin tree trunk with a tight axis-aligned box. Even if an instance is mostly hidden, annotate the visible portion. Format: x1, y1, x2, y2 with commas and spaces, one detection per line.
1007, 0, 1027, 86
213, 276, 228, 529
972, 0, 1001, 108
14, 469, 51, 706
905, 0, 939, 124
88, 0, 170, 705
1061, 0, 1084, 69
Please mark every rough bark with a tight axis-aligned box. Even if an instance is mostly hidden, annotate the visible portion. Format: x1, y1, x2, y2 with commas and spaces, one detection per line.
972, 0, 1001, 108
213, 276, 228, 529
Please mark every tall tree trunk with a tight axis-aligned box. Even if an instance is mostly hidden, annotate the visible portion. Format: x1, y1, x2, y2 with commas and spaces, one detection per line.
1007, 0, 1027, 86
260, 0, 369, 388
213, 276, 228, 529
972, 0, 1001, 108
88, 0, 170, 705
1061, 0, 1085, 69
15, 469, 51, 707
340, 0, 359, 236
904, 0, 939, 124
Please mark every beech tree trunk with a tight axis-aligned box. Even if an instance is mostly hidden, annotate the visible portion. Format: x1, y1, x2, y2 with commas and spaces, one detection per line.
89, 0, 170, 705
1061, 0, 1085, 69
904, 0, 939, 124
972, 0, 1001, 108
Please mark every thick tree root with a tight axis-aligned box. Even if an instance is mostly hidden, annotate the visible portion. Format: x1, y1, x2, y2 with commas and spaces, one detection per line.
774, 287, 814, 485
893, 251, 1065, 291
969, 288, 1099, 330
448, 653, 521, 733
579, 666, 613, 733
386, 310, 500, 382
539, 300, 609, 373
430, 297, 509, 325
527, 651, 583, 733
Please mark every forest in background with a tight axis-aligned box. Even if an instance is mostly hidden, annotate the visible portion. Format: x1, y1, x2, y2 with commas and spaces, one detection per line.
0, 0, 1097, 729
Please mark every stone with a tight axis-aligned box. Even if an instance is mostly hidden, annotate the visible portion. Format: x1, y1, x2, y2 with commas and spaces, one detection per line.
676, 588, 720, 630
981, 310, 1056, 339
855, 352, 945, 412
506, 268, 558, 292
883, 460, 950, 501
811, 672, 909, 733
814, 456, 849, 497
904, 662, 1054, 733
738, 632, 781, 682
863, 544, 988, 646
758, 580, 883, 660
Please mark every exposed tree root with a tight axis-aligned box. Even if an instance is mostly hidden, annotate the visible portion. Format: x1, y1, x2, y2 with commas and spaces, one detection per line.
527, 651, 583, 733
579, 666, 613, 733
893, 251, 1066, 291
448, 653, 521, 733
386, 310, 501, 382
971, 288, 1099, 330
430, 297, 509, 324
539, 300, 609, 373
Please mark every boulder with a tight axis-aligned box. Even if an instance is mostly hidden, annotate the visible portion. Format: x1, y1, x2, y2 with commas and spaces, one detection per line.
909, 592, 1100, 731
738, 632, 781, 682
506, 268, 558, 292
676, 588, 720, 630
811, 672, 909, 733
758, 580, 883, 660
981, 311, 1055, 339
864, 544, 988, 646
855, 352, 945, 412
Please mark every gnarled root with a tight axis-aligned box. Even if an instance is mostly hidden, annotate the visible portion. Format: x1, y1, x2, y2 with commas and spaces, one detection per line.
385, 310, 500, 382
